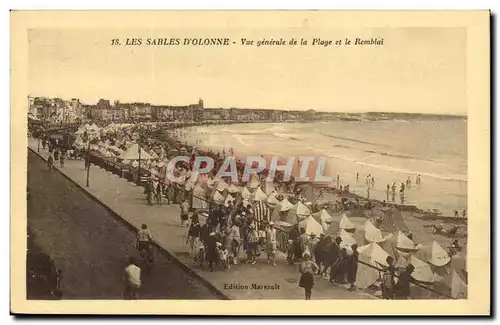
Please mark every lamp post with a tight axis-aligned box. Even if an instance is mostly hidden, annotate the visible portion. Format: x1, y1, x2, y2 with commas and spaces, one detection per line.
83, 131, 91, 187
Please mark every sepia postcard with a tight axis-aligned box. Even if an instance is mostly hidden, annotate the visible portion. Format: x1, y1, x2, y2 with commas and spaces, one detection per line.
10, 10, 490, 315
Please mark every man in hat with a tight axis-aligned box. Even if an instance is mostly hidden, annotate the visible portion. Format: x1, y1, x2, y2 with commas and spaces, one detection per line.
298, 227, 310, 259
265, 222, 277, 267
329, 237, 343, 284
309, 233, 320, 262
205, 232, 218, 272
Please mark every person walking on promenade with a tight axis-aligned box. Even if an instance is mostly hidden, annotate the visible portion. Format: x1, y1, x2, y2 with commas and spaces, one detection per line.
166, 182, 174, 205
298, 252, 319, 300
205, 232, 218, 272
314, 234, 326, 274
230, 221, 241, 265
136, 224, 153, 253
59, 152, 65, 168
123, 257, 141, 300
187, 214, 201, 260
180, 198, 190, 227
246, 224, 259, 265
395, 264, 415, 300
379, 256, 396, 300
298, 227, 310, 259
47, 154, 54, 172
347, 244, 359, 291
265, 222, 277, 267
145, 179, 154, 205
329, 237, 342, 284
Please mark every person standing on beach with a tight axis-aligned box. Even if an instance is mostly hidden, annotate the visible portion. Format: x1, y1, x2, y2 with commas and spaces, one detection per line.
366, 186, 371, 199
298, 252, 319, 300
371, 177, 375, 188
336, 175, 340, 189
386, 184, 390, 201
347, 244, 359, 291
356, 172, 359, 182
180, 199, 190, 227
187, 214, 201, 260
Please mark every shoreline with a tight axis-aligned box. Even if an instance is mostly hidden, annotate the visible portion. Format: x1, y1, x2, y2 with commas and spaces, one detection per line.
160, 122, 467, 224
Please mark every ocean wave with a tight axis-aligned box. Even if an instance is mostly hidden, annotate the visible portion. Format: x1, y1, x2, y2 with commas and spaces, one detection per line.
309, 147, 467, 183
363, 149, 434, 162
320, 133, 390, 147
273, 133, 302, 141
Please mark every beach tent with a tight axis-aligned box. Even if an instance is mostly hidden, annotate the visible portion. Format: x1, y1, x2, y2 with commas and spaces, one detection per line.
389, 230, 416, 251
359, 242, 391, 267
213, 191, 225, 204
299, 216, 324, 235
314, 208, 333, 224
364, 220, 386, 243
355, 242, 390, 289
264, 181, 275, 195
409, 255, 435, 283
267, 192, 280, 206
339, 213, 356, 232
450, 254, 467, 282
339, 229, 357, 248
417, 240, 451, 267
241, 187, 252, 199
277, 198, 294, 212
118, 143, 153, 160
373, 207, 409, 234
227, 183, 240, 194
254, 200, 271, 223
246, 174, 261, 190
252, 187, 267, 201
215, 178, 229, 192
289, 201, 311, 222
224, 194, 236, 207
355, 253, 381, 289
192, 185, 208, 210
432, 269, 467, 299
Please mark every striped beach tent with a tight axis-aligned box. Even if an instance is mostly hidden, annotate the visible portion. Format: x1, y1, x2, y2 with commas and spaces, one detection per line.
254, 201, 271, 223
227, 183, 240, 194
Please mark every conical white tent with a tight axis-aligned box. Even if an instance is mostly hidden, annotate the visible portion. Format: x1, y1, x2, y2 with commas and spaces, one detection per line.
433, 269, 467, 299
215, 178, 229, 192
252, 187, 267, 201
264, 181, 275, 195
419, 240, 451, 267
339, 213, 356, 231
314, 208, 333, 223
408, 255, 435, 283
289, 201, 311, 222
224, 193, 235, 207
355, 242, 390, 289
390, 230, 416, 251
213, 191, 225, 204
267, 192, 280, 206
364, 220, 385, 243
277, 198, 294, 212
227, 183, 240, 194
339, 229, 357, 248
118, 143, 153, 160
192, 185, 208, 210
246, 174, 261, 189
241, 187, 252, 199
359, 242, 390, 267
299, 216, 324, 235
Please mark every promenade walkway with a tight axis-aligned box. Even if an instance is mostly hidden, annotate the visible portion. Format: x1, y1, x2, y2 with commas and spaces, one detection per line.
28, 138, 375, 300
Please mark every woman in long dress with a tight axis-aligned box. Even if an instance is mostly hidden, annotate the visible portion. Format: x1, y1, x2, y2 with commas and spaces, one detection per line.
298, 252, 319, 300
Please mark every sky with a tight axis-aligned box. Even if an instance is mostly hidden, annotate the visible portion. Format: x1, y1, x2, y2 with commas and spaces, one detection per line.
28, 27, 467, 114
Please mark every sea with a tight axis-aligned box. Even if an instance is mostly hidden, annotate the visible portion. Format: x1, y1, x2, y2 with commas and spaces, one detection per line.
178, 119, 467, 217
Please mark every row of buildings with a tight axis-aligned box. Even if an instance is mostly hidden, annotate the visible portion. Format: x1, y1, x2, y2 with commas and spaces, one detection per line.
28, 96, 317, 123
